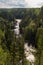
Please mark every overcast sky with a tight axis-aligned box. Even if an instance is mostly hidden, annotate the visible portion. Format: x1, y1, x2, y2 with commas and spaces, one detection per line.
0, 0, 43, 8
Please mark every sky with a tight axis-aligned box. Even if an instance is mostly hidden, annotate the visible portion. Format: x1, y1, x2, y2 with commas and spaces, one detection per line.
0, 0, 43, 8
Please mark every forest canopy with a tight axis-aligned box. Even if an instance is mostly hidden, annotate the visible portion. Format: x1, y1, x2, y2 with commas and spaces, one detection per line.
0, 6, 43, 65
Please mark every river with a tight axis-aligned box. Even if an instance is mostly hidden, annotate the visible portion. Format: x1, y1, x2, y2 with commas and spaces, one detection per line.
14, 19, 36, 65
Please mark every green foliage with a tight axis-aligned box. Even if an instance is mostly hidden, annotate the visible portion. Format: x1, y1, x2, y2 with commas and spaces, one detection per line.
36, 27, 43, 50
0, 6, 43, 65
36, 27, 43, 65
0, 45, 12, 65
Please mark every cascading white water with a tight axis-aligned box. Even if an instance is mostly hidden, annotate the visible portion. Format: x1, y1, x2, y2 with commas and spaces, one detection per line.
19, 43, 36, 65
14, 19, 21, 38
24, 43, 36, 65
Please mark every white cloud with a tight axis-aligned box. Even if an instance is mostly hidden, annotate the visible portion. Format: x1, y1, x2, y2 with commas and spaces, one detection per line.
0, 2, 14, 8
25, 0, 43, 8
0, 0, 43, 8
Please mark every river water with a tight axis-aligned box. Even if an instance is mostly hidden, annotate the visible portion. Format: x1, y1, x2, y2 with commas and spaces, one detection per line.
14, 19, 36, 65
